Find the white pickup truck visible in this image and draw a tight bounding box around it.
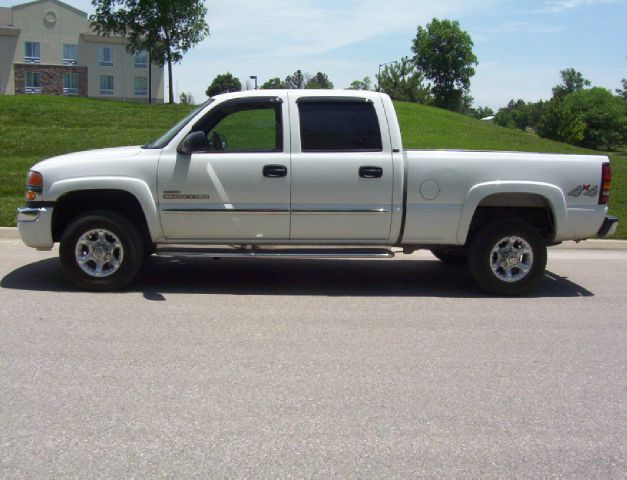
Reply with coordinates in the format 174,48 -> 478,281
17,90 -> 617,295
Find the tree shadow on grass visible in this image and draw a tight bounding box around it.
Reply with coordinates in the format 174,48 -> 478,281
1,255 -> 594,300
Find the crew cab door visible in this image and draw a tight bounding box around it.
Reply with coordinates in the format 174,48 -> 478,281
157,95 -> 290,241
288,95 -> 394,241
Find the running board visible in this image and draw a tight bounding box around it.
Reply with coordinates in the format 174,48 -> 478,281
155,246 -> 395,259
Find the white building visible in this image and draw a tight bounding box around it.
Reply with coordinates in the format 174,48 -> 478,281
0,0 -> 164,102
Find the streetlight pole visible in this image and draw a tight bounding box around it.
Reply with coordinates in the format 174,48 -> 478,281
378,61 -> 395,92
250,75 -> 258,90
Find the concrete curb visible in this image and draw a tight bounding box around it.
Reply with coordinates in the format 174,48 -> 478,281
0,227 -> 19,239
1,226 -> 626,250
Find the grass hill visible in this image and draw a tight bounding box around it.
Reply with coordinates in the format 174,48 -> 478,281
1,95 -> 624,238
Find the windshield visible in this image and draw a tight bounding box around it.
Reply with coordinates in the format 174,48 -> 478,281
143,99 -> 214,149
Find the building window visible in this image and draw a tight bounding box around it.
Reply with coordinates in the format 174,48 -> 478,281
24,42 -> 41,64
100,75 -> 114,95
25,72 -> 42,94
134,76 -> 148,96
62,44 -> 77,65
99,46 -> 113,66
63,73 -> 79,95
134,50 -> 148,68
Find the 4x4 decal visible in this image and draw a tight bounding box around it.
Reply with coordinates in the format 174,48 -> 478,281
567,184 -> 598,198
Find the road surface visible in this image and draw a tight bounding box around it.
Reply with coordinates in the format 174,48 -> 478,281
1,239 -> 625,478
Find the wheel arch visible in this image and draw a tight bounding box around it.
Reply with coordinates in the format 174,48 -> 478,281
49,179 -> 162,247
457,182 -> 567,245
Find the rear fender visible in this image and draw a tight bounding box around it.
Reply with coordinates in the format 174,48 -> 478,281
457,181 -> 566,244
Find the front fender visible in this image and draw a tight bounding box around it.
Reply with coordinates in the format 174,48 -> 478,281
456,181 -> 567,244
47,177 -> 163,241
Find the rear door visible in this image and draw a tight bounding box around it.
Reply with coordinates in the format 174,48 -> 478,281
288,95 -> 394,241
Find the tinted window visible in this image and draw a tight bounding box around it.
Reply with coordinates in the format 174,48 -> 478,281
299,101 -> 382,152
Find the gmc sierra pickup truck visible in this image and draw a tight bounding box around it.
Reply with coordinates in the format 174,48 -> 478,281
17,90 -> 617,295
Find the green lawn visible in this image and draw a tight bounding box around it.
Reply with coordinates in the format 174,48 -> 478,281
0,95 -> 624,238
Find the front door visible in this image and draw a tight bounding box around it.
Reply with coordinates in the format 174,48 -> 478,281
158,95 -> 290,241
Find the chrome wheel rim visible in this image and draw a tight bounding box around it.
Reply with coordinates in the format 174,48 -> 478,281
75,229 -> 124,278
490,236 -> 533,283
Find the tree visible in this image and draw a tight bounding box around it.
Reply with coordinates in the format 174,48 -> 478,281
285,70 -> 305,89
205,73 -> 241,97
261,77 -> 285,89
179,91 -> 195,105
562,87 -> 627,150
305,72 -> 334,89
91,0 -> 209,104
495,100 -> 546,131
616,78 -> 627,101
495,99 -> 530,130
537,98 -> 586,145
376,57 -> 430,103
466,105 -> 494,120
348,77 -> 372,91
552,68 -> 591,99
412,18 -> 478,111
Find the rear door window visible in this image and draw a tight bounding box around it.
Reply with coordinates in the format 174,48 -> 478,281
298,101 -> 382,152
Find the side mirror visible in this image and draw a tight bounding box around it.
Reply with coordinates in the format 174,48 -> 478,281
177,131 -> 208,155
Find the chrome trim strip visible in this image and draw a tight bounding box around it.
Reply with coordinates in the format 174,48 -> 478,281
292,209 -> 388,215
17,207 -> 47,222
161,208 -> 289,214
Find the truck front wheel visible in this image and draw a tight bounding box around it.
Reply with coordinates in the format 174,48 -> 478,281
59,210 -> 144,291
468,219 -> 547,296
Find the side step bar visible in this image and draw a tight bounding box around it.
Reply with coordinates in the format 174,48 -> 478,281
155,246 -> 395,259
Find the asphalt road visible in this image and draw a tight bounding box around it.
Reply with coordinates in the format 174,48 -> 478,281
1,239 -> 625,478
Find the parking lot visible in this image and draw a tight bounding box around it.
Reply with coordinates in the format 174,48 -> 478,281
1,238 -> 625,478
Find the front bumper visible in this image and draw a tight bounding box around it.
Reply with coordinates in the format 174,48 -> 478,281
597,216 -> 618,238
17,206 -> 54,250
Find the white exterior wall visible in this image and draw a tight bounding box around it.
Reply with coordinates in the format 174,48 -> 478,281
12,0 -> 87,66
80,34 -> 164,102
1,0 -> 164,102
0,31 -> 18,94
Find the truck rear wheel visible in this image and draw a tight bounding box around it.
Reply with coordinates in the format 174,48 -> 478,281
59,210 -> 144,291
468,219 -> 547,296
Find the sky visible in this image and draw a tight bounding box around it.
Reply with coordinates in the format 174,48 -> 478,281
2,0 -> 626,108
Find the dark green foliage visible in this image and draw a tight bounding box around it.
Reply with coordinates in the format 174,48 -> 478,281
348,77 -> 372,91
536,87 -> 626,150
261,78 -> 285,89
536,98 -> 586,145
616,78 -> 627,100
552,68 -> 591,100
305,72 -> 334,89
466,105 -> 494,120
412,18 -> 478,111
285,70 -> 305,89
205,73 -> 242,97
376,57 -> 431,103
496,68 -> 626,151
90,0 -> 209,104
564,88 -> 626,150
495,99 -> 535,131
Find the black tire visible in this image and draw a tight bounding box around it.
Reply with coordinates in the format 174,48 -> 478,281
59,210 -> 144,291
430,246 -> 467,264
468,218 -> 547,296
